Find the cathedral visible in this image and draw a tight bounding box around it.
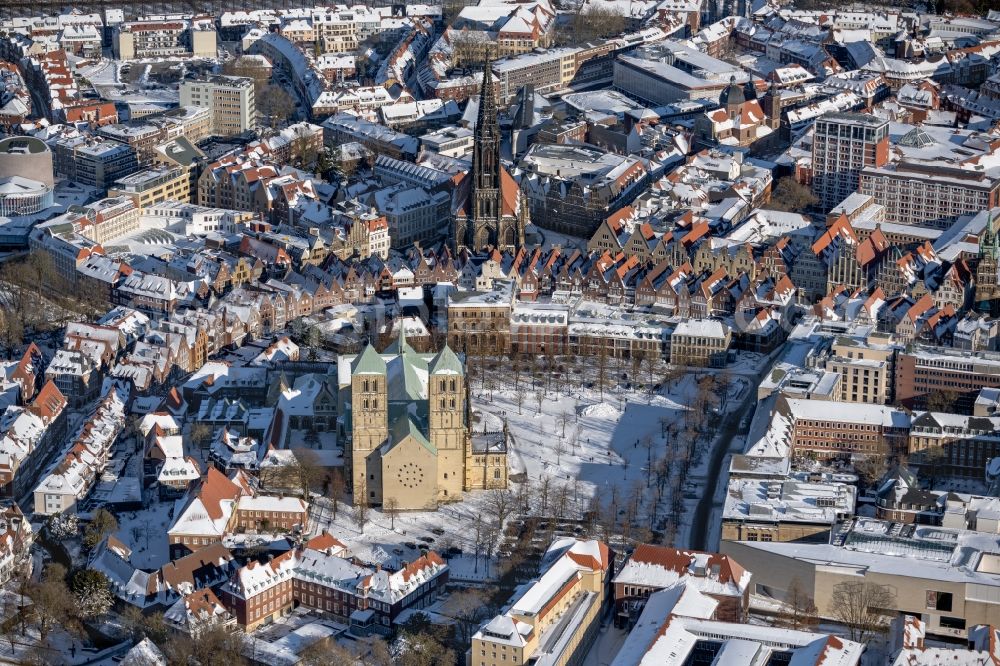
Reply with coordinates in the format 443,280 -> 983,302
338,330 -> 508,510
453,60 -> 529,252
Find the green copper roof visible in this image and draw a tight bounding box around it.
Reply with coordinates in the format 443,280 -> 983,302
352,343 -> 387,375
388,414 -> 436,455
429,345 -> 464,376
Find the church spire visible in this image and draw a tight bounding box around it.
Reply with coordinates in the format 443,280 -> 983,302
469,57 -> 502,245
454,55 -> 528,253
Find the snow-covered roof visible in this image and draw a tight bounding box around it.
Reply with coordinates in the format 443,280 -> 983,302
782,397 -> 910,428
614,544 -> 751,598
611,581 -> 863,666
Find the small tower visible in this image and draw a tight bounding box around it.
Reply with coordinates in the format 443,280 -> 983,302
720,75 -> 745,121
763,81 -> 782,130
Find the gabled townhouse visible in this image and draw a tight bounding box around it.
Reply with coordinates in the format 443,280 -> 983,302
0,381 -> 67,500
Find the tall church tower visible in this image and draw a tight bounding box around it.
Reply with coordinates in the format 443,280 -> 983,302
470,58 -> 502,245
349,344 -> 387,503
428,346 -> 466,500
455,59 -> 526,252
976,214 -> 1000,314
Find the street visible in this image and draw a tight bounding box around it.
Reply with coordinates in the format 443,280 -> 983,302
689,349 -> 781,551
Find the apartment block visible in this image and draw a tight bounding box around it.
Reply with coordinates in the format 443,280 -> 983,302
114,19 -> 217,61
77,196 -> 141,244
724,518 -> 1000,639
860,162 -> 1000,230
823,332 -> 896,404
51,137 -> 140,190
180,75 -> 256,137
670,319 -> 732,368
909,411 -> 1000,477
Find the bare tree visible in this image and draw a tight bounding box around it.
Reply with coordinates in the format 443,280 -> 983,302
554,437 -> 567,466
485,523 -> 502,573
559,6 -> 627,45
299,639 -> 363,666
514,478 -> 531,515
443,589 -> 491,645
162,624 -> 246,666
291,448 -> 325,500
778,577 -> 819,631
28,564 -> 71,642
553,482 -> 570,521
222,57 -> 270,95
0,309 -> 24,352
486,488 -> 514,527
384,497 -> 400,530
596,342 -> 609,401
767,176 -> 818,212
853,455 -> 889,492
258,85 -> 295,129
189,422 -> 215,451
558,412 -> 571,438
328,467 -> 346,520
354,478 -> 370,532
829,581 -> 895,645
537,475 -> 552,517
0,586 -> 19,652
472,514 -> 484,573
449,30 -> 491,68
511,353 -> 523,392
642,435 -> 656,488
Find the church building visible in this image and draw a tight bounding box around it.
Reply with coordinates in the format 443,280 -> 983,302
338,330 -> 508,510
452,60 -> 529,252
693,76 -> 782,150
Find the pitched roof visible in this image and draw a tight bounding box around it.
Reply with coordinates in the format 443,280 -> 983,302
429,345 -> 464,376
352,343 -> 387,375
28,380 -> 66,422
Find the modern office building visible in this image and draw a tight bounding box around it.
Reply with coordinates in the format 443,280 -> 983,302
811,112 -> 889,212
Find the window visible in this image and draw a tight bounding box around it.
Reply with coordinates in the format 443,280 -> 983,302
940,616 -> 966,630
928,591 -> 953,612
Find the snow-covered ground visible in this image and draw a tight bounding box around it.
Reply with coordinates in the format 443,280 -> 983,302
287,430 -> 342,466
113,499 -> 173,570
307,368 -> 736,570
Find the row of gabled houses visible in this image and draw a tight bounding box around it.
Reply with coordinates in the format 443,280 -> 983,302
813,286 -> 998,350
32,384 -> 128,515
